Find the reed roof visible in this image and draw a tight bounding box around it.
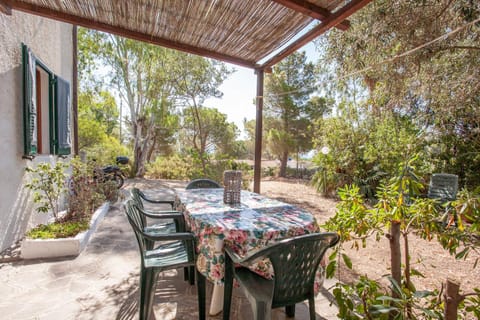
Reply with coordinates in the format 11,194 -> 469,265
3,0 -> 372,68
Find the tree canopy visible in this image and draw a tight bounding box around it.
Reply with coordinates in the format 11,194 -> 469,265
315,0 -> 480,187
264,51 -> 329,177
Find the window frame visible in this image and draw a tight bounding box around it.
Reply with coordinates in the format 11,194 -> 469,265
22,44 -> 71,158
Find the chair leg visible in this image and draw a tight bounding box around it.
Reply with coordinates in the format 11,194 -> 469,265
308,296 -> 316,320
196,269 -> 206,320
189,266 -> 195,285
184,267 -> 189,281
286,304 -> 295,317
140,268 -> 158,320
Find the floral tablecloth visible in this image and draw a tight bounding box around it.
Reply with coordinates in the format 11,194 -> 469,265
175,188 -> 323,290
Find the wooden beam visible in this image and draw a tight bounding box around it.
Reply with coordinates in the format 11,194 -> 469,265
260,0 -> 373,69
6,0 -> 257,69
0,0 -> 12,15
272,0 -> 350,31
253,69 -> 264,194
72,25 -> 79,156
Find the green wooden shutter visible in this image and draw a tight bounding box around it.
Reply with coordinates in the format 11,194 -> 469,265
22,44 -> 38,157
53,75 -> 71,155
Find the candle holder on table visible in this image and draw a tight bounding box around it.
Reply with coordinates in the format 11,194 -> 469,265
223,170 -> 242,204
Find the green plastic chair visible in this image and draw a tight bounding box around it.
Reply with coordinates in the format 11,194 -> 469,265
131,188 -> 195,284
223,232 -> 339,320
186,178 -> 221,189
130,188 -> 181,233
131,187 -> 175,209
131,187 -> 175,210
124,200 -> 206,320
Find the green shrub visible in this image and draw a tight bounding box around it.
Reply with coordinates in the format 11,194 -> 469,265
26,220 -> 90,239
312,107 -> 427,198
24,157 -> 116,239
207,159 -> 253,189
146,154 -> 199,180
262,166 -> 277,177
146,155 -> 254,189
25,161 -> 69,221
83,137 -> 132,175
67,157 -> 117,221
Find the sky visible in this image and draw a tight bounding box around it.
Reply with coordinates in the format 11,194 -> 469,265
204,42 -> 318,139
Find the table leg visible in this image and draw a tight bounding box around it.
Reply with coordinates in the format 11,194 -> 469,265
209,284 -> 224,316
209,237 -> 225,315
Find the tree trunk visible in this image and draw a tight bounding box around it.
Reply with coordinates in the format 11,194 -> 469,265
444,278 -> 462,320
387,221 -> 402,320
279,151 -> 288,177
389,221 -> 402,291
133,142 -> 146,177
132,117 -> 155,178
147,137 -> 156,163
191,101 -> 208,176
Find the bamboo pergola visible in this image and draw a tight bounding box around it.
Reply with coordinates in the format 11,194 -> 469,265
1,0 -> 372,192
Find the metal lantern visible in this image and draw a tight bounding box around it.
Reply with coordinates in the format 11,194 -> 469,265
223,170 -> 242,204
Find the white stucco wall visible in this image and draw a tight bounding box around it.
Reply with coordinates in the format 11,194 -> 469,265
0,11 -> 73,251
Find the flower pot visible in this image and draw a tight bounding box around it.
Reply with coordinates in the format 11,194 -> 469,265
20,202 -> 110,259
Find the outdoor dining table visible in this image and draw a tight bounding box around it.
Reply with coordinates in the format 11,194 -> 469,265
175,188 -> 322,316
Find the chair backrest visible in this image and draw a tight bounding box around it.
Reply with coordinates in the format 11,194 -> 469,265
267,233 -> 339,308
124,200 -> 149,254
427,173 -> 459,202
185,178 -> 221,190
130,187 -> 146,209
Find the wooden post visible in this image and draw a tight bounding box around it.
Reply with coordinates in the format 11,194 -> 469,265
72,25 -> 79,156
253,69 -> 264,194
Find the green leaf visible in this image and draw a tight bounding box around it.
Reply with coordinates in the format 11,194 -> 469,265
369,304 -> 397,314
410,268 -> 425,278
342,253 -> 353,269
413,289 -> 433,299
326,260 -> 337,278
376,296 -> 403,303
455,248 -> 469,260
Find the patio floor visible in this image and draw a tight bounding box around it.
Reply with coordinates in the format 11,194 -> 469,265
0,179 -> 339,319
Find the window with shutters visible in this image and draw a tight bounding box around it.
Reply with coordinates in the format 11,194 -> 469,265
22,44 -> 71,158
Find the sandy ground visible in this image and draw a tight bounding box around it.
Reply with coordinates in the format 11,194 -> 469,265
259,177 -> 480,295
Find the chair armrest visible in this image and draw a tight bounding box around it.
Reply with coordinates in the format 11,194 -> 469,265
138,206 -> 183,219
138,206 -> 187,232
143,231 -> 194,242
144,198 -> 175,206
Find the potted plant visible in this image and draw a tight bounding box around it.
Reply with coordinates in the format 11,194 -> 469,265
21,158 -> 117,259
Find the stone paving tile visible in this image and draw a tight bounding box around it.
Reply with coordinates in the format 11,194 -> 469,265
0,180 -> 340,319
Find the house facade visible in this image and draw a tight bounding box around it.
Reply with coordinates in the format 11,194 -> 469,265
0,10 -> 74,252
